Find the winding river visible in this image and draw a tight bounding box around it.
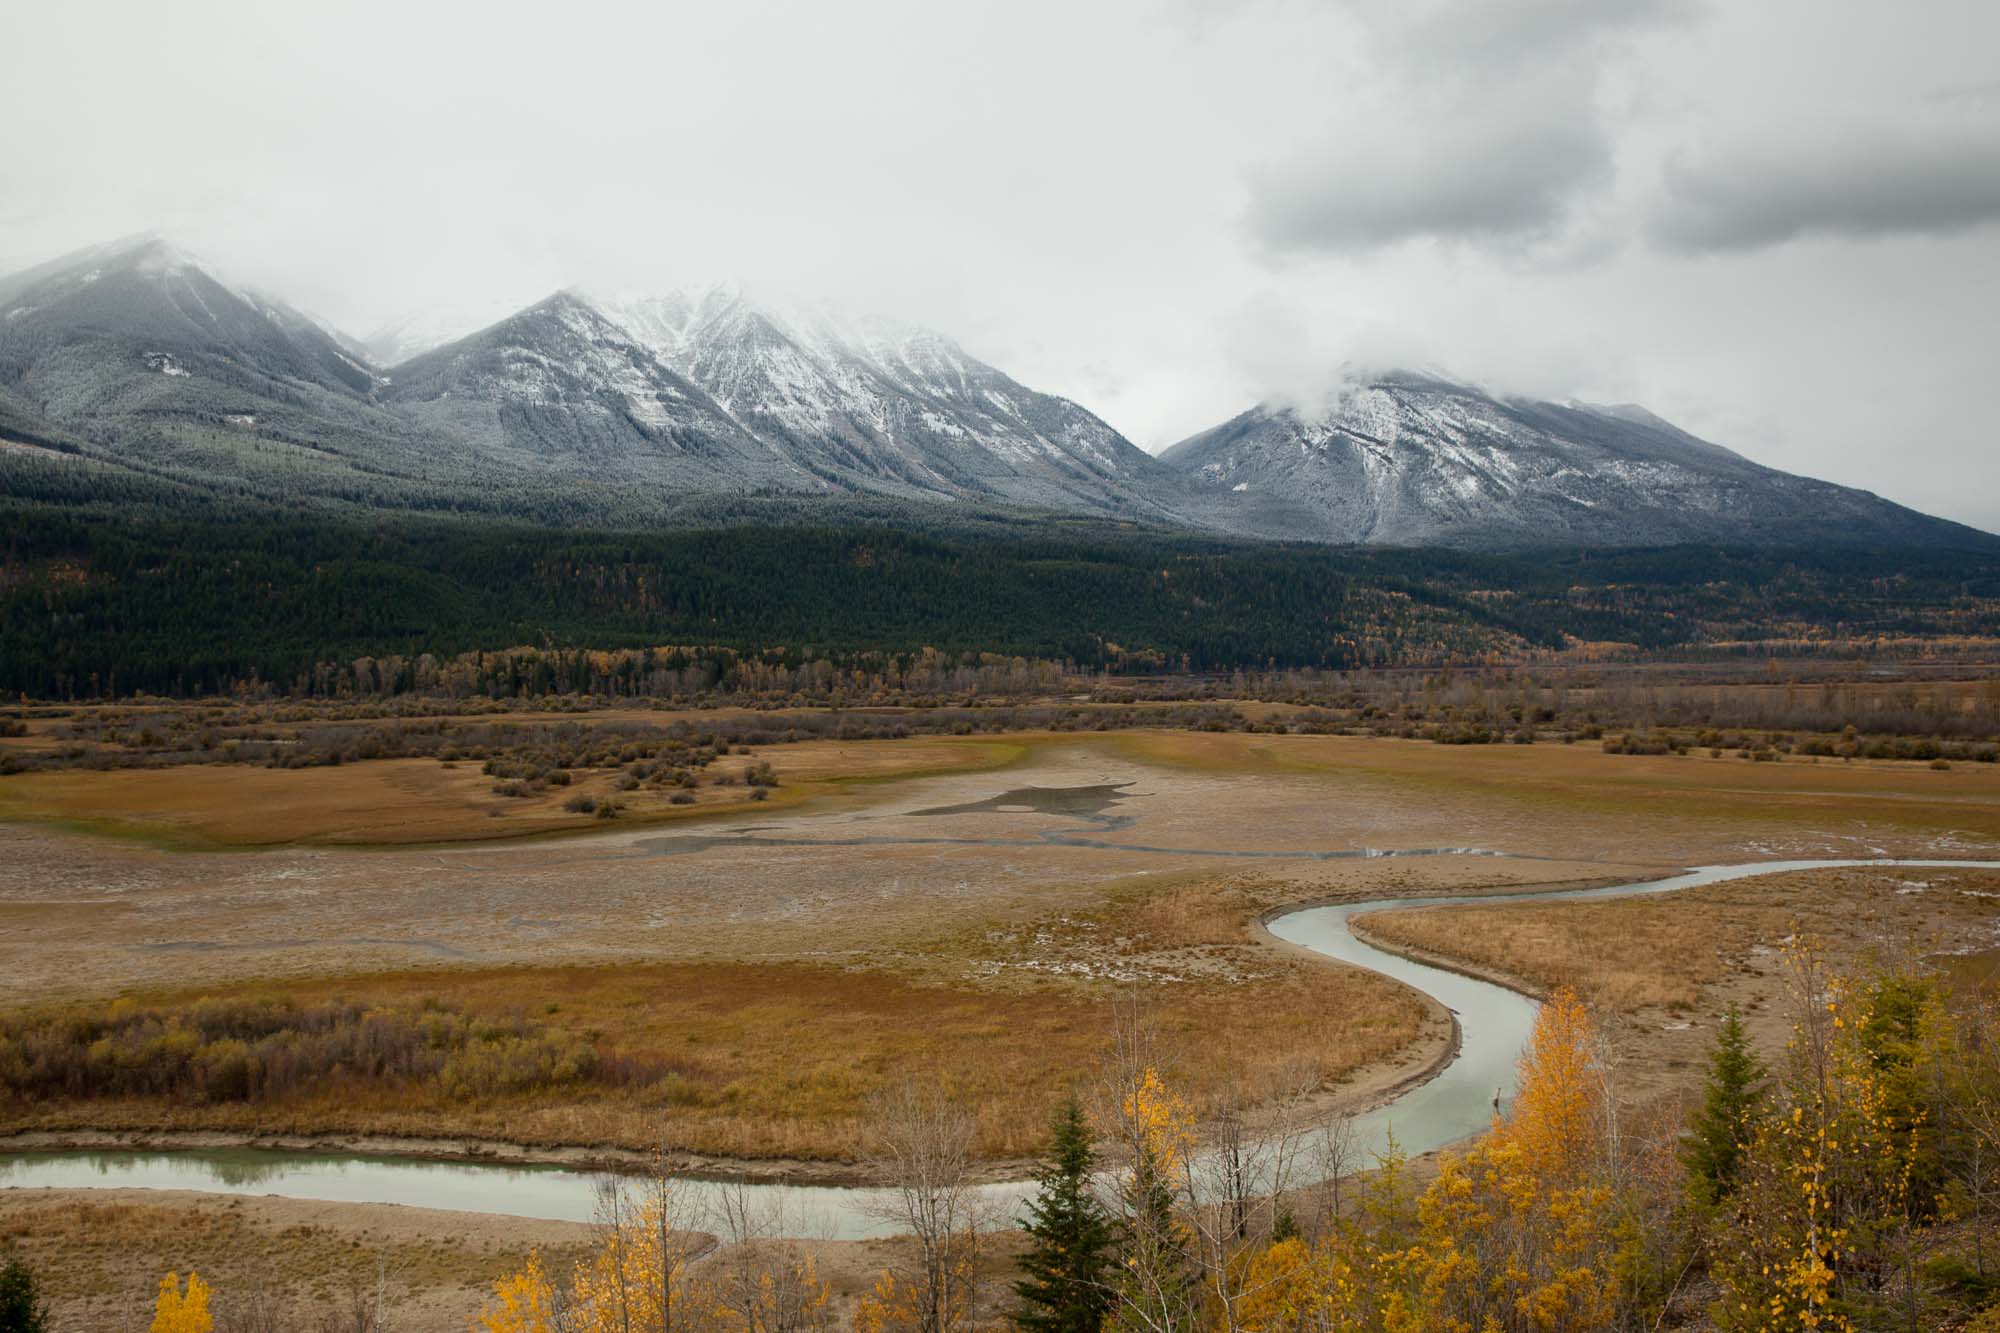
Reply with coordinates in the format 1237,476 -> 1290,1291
4,858 -> 1992,1239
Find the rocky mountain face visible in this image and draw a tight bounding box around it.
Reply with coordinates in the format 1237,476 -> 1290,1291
1161,371 -> 1983,548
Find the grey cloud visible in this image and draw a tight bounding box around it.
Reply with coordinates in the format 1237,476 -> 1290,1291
1351,0 -> 1692,64
1240,0 -> 1686,257
1244,112 -> 1611,254
1651,129 -> 2000,252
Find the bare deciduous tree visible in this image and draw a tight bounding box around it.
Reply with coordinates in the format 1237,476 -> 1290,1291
704,1183 -> 834,1333
863,1081 -> 988,1332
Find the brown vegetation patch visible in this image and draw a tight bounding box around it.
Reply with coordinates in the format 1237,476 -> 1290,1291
1361,865 -> 2000,1015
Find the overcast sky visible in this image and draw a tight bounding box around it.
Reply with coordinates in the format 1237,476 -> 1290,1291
4,0 -> 1996,531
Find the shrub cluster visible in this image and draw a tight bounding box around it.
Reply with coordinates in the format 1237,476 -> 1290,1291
0,996 -> 680,1107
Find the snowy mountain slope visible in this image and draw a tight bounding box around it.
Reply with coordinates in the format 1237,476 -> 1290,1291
380,292 -> 816,490
1160,371 -> 1984,549
587,285 -> 1178,514
0,235 -> 376,401
0,235 -> 473,498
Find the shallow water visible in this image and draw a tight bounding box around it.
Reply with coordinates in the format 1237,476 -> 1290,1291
5,858 -> 1992,1237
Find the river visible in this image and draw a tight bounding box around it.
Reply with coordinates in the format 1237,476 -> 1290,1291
4,858 -> 1990,1239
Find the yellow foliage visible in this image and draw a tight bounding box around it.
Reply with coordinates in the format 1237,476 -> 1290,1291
1499,986 -> 1604,1184
473,1249 -> 560,1333
851,1271 -> 922,1333
701,1246 -> 833,1332
478,1201 -> 832,1333
1123,1065 -> 1198,1177
567,1194 -> 694,1333
1232,1235 -> 1371,1332
150,1272 -> 213,1333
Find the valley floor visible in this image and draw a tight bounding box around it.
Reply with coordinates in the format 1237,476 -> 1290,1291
5,728 -> 2000,1325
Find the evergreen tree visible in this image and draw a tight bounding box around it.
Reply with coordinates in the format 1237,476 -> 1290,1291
1681,1004 -> 1766,1206
1015,1095 -> 1115,1333
0,1251 -> 46,1333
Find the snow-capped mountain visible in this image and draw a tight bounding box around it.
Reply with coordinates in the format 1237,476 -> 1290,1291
1,236 -> 1988,550
386,282 -> 1180,513
0,234 -> 376,401
0,236 -> 647,512
1162,370 -> 1979,548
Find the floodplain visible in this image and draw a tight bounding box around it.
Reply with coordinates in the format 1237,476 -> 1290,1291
5,709 -> 2000,1327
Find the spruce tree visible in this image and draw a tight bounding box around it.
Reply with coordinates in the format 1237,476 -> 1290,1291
1015,1094 -> 1115,1333
0,1251 -> 46,1333
1681,1004 -> 1766,1206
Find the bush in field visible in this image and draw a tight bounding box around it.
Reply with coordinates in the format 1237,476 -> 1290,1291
0,1250 -> 48,1333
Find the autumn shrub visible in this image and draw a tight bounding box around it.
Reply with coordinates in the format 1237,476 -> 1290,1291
0,996 -> 673,1109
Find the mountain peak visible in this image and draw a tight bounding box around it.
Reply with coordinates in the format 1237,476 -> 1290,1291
1161,372 -> 1972,549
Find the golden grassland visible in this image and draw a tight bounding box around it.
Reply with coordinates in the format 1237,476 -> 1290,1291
1360,865 -> 2000,1014
0,735 -> 1029,849
4,724 -> 1998,852
0,874 -> 1430,1164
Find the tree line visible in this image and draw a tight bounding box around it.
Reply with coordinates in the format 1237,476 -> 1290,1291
5,491 -> 1999,700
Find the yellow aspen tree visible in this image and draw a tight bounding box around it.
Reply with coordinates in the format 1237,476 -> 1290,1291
474,1250 -> 560,1333
1108,1065 -> 1199,1332
150,1272 -> 214,1333
1712,950 -> 1939,1331
1409,987 -> 1619,1332
568,1188 -> 698,1333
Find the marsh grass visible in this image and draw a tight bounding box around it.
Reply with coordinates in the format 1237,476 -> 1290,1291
3,872 -> 1428,1164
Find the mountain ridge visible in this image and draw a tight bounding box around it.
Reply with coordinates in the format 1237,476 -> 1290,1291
0,236 -> 1989,552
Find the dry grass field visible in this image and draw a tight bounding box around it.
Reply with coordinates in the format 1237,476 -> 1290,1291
0,871 -> 1437,1165
1362,865 -> 2000,1014
0,1188 -> 598,1333
1103,730 -> 2000,854
0,735 -> 1029,848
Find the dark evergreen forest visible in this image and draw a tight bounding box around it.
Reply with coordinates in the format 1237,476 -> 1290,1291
5,478 -> 1998,699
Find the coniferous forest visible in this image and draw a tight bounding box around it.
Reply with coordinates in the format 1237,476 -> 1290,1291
7,482 -> 2000,699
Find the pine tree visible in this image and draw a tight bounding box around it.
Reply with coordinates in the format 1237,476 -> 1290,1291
1681,1004 -> 1766,1206
0,1252 -> 47,1333
1014,1095 -> 1115,1333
